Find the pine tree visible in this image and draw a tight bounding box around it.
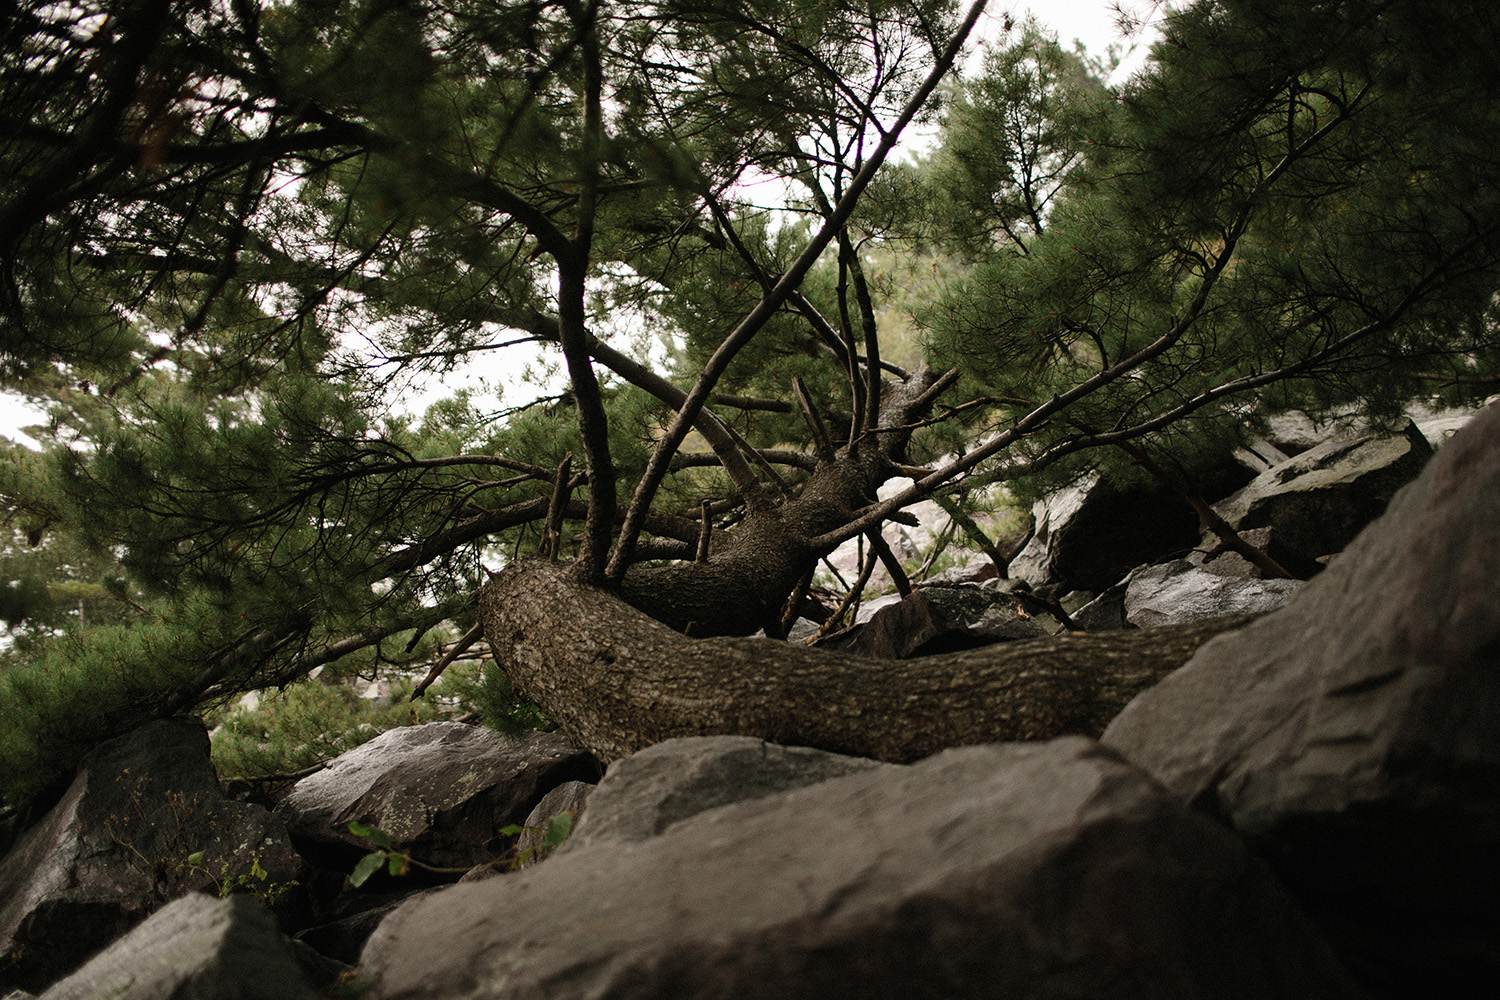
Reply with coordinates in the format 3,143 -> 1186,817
1,0 -> 1496,803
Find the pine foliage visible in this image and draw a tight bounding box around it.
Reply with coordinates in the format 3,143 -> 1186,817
1,0 -> 1497,807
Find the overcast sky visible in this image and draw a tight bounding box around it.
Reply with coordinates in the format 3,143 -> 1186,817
989,0 -> 1163,75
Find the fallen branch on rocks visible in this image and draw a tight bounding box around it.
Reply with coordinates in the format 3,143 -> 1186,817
479,559 -> 1254,763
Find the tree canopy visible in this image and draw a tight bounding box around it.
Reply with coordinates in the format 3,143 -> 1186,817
2,0 -> 1498,804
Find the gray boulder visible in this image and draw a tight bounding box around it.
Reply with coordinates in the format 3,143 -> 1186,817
359,738 -> 1363,1000
275,721 -> 598,872
1209,417 -> 1431,559
38,894 -> 316,1000
817,584 -> 1057,659
1258,399 -> 1492,454
1103,404 -> 1500,995
0,718 -> 302,995
564,735 -> 886,851
509,780 -> 593,870
1187,524 -> 1325,580
1124,560 -> 1303,628
1009,473 -> 1203,591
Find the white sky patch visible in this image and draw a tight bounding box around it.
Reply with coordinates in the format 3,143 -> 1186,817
0,394 -> 44,450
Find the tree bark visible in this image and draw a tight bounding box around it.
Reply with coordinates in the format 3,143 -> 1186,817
480,559 -> 1253,764
618,370 -> 942,636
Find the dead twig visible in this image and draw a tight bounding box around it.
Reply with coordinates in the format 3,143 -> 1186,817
410,622 -> 485,701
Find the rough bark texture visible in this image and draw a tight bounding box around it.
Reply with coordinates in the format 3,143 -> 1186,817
480,559 -> 1253,764
617,372 -> 940,636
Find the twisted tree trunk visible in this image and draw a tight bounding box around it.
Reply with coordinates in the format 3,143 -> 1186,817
480,559 -> 1252,764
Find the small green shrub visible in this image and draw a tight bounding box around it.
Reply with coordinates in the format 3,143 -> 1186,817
346,812 -> 574,887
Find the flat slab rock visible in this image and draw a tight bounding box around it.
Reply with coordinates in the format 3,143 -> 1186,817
38,894 -> 315,1000
1104,403 -> 1500,995
275,721 -> 598,870
561,735 -> 887,851
358,737 -> 1362,1000
1125,560 -> 1303,628
1209,417 -> 1431,558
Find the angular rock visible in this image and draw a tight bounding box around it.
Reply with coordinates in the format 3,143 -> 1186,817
564,736 -> 886,851
512,780 -> 593,869
1124,560 -> 1303,628
1260,399 -> 1493,454
1103,404 -> 1500,996
359,738 -> 1363,1000
1209,417 -> 1432,559
1069,563 -> 1163,632
294,887 -> 436,967
275,722 -> 599,872
1187,525 -> 1324,580
1235,435 -> 1294,473
816,584 -> 1056,659
0,718 -> 302,994
38,894 -> 316,1000
1008,473 -> 1204,591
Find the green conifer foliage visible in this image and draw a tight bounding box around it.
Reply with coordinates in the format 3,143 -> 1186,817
918,0 -> 1500,493
0,0 -> 1496,807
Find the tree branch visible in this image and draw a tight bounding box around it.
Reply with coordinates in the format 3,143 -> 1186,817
604,0 -> 990,582
481,559 -> 1252,764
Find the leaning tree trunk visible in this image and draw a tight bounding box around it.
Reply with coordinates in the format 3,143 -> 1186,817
480,559 -> 1252,764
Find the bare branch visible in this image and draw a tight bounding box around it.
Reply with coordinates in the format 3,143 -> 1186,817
411,622 -> 485,701
794,377 -> 837,462
605,0 -> 991,582
695,501 -> 713,562
542,454 -> 575,561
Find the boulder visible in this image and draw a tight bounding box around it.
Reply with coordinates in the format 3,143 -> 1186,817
1103,403 -> 1500,996
1070,570 -> 1139,632
274,721 -> 599,873
294,886 -> 434,968
1258,399 -> 1493,454
852,591 -> 902,624
1124,560 -> 1303,628
38,894 -> 316,1000
822,480 -> 950,592
1008,473 -> 1203,591
510,779 -> 593,870
359,738 -> 1363,1000
0,718 -> 302,994
564,736 -> 886,851
1209,418 -> 1432,560
1187,525 -> 1324,580
815,584 -> 1057,659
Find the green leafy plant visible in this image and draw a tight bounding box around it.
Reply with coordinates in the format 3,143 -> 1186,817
345,812 -> 575,887
346,821 -> 417,887
179,849 -> 298,906
499,811 -> 574,869
102,776 -> 297,908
